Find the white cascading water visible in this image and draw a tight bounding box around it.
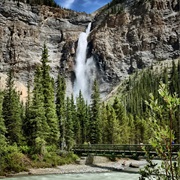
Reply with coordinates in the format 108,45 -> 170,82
74,23 -> 96,103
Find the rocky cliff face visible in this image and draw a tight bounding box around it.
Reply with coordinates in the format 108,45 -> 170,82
0,0 -> 92,99
0,0 -> 179,100
89,0 -> 180,96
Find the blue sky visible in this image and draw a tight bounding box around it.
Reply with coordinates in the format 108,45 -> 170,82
54,0 -> 112,13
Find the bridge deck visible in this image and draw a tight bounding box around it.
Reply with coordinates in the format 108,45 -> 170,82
72,144 -> 180,157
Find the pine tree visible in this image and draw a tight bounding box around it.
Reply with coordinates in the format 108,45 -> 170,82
162,67 -> 169,85
76,91 -> 88,144
128,114 -> 136,144
41,44 -> 59,146
177,60 -> 180,143
100,103 -> 108,144
0,91 -> 6,146
177,60 -> 180,96
56,74 -> 66,149
64,97 -> 74,150
3,69 -> 22,145
70,94 -> 80,145
28,66 -> 49,147
22,78 -> 31,143
169,61 -> 179,142
112,97 -> 126,126
170,61 -> 178,95
112,97 -> 130,143
89,80 -> 101,144
106,104 -> 120,144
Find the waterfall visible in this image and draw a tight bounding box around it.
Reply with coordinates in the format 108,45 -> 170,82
74,23 -> 96,103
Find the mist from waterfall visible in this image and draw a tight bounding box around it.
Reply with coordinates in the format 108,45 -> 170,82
74,23 -> 96,103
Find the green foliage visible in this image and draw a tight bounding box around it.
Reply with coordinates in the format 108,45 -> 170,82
100,103 -> 109,143
116,60 -> 180,143
0,91 -> 6,147
64,97 -> 74,150
106,104 -> 120,144
22,78 -> 32,143
89,80 -> 102,144
76,91 -> 89,144
56,74 -> 66,149
139,83 -> 180,179
0,145 -> 30,175
4,152 -> 29,173
41,44 -> 59,146
3,69 -> 22,145
28,66 -> 49,146
31,151 -> 78,168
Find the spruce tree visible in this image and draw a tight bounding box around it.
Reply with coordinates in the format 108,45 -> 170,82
112,97 -> 126,126
89,80 -> 101,144
56,74 -> 66,149
70,94 -> 80,145
3,69 -> 22,145
22,79 -> 31,143
76,91 -> 88,144
177,60 -> 180,96
170,61 -> 178,95
106,104 -> 120,144
0,91 -> 6,146
64,97 -> 74,150
28,66 -> 49,147
100,102 -> 108,144
41,44 -> 59,146
112,97 -> 130,143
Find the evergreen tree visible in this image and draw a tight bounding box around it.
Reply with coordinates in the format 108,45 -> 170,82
84,103 -> 91,143
112,97 -> 126,126
41,44 -> 59,146
106,104 -> 120,144
170,61 -> 178,95
128,114 -> 136,144
112,97 -> 130,143
3,69 -> 22,145
76,91 -> 88,144
169,61 -> 179,142
100,102 -> 108,144
162,67 -> 169,85
177,60 -> 180,143
177,60 -> 180,96
70,94 -> 80,145
56,74 -> 66,149
22,78 -> 31,143
89,80 -> 101,144
0,91 -> 6,146
64,97 -> 74,150
28,67 -> 49,147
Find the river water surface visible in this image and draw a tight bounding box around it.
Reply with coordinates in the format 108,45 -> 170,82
4,172 -> 140,180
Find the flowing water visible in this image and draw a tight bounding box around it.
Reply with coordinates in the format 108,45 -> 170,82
4,172 -> 140,180
74,23 -> 96,103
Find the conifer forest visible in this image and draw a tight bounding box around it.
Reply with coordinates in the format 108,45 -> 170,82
0,45 -> 180,175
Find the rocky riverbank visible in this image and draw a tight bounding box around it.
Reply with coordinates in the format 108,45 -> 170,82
1,158 -> 147,178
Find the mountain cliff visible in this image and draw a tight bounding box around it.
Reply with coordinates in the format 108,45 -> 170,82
89,0 -> 179,96
0,0 -> 179,99
0,0 -> 92,98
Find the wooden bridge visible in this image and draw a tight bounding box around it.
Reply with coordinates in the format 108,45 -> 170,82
72,144 -> 180,158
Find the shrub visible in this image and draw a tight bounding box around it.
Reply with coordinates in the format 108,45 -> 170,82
4,152 -> 30,173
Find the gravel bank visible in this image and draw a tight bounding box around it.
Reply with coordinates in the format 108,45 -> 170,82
2,159 -> 147,178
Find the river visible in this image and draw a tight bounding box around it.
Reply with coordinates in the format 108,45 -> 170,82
4,172 -> 140,180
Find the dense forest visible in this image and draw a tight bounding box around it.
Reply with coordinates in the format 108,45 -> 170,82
0,44 -> 179,174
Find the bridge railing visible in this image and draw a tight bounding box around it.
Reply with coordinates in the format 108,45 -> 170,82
72,144 -> 180,153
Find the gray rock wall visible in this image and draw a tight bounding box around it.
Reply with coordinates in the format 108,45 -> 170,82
90,0 -> 180,97
0,0 -> 92,99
